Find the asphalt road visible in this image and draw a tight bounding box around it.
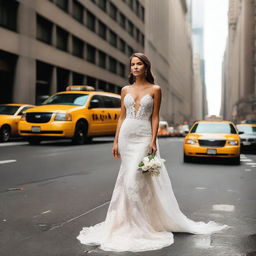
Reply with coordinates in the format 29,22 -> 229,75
0,137 -> 255,256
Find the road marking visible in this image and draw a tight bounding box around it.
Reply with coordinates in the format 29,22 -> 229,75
0,160 -> 17,164
0,142 -> 28,147
212,204 -> 235,212
245,162 -> 256,165
49,201 -> 110,231
195,187 -> 206,190
241,159 -> 252,162
245,169 -> 251,172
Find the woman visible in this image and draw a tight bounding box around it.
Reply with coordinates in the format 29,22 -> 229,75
77,53 -> 228,252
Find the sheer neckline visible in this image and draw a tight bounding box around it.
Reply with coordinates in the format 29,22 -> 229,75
125,93 -> 153,117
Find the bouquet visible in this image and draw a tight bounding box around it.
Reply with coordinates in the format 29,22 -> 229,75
138,154 -> 165,176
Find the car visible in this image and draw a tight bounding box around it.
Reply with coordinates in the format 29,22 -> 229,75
158,121 -> 170,137
18,85 -> 121,145
236,123 -> 256,150
0,104 -> 35,142
183,120 -> 241,165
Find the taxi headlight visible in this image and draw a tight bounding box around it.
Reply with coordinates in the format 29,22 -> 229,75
185,139 -> 197,145
54,112 -> 72,121
227,140 -> 238,145
21,112 -> 26,121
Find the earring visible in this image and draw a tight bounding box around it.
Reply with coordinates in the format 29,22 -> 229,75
145,70 -> 148,76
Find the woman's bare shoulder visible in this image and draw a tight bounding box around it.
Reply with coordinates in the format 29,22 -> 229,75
152,84 -> 161,94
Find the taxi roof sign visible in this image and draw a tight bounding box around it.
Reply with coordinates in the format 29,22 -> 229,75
66,85 -> 95,91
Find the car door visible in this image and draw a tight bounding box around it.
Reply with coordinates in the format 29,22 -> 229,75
88,95 -> 105,135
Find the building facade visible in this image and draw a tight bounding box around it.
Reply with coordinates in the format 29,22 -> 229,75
222,0 -> 256,121
0,0 -> 145,104
145,0 -> 194,125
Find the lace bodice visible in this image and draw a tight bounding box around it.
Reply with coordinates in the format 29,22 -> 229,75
124,93 -> 153,120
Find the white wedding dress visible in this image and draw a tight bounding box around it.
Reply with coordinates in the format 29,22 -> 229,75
77,92 -> 228,252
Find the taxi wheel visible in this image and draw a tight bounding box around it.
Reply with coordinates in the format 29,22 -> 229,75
72,121 -> 88,145
0,126 -> 11,142
27,137 -> 41,145
232,156 -> 240,165
183,153 -> 192,163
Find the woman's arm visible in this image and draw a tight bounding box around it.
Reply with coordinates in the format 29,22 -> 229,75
112,86 -> 127,159
149,85 -> 162,154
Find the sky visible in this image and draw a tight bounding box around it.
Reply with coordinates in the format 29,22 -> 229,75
204,0 -> 229,116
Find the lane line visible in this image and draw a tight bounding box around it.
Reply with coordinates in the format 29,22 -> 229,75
0,142 -> 28,147
0,160 -> 17,164
49,201 -> 110,231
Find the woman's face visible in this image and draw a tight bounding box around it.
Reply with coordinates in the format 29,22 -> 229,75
130,57 -> 145,78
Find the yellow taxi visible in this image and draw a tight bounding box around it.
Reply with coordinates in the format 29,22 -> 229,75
183,120 -> 241,164
0,104 -> 35,142
18,86 -> 121,145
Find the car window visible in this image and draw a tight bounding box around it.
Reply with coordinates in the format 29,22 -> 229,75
191,122 -> 237,134
237,125 -> 256,134
0,105 -> 20,115
102,96 -> 114,108
112,97 -> 121,108
89,95 -> 105,108
43,94 -> 89,106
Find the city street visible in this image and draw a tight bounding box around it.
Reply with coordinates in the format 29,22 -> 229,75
0,137 -> 255,256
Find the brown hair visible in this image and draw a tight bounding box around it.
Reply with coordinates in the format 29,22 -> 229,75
128,53 -> 155,84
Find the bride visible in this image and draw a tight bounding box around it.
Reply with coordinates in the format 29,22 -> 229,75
77,53 -> 228,252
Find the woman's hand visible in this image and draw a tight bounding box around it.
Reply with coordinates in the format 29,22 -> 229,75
112,142 -> 121,159
149,141 -> 157,155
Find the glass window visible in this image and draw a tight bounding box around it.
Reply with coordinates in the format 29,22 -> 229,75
118,38 -> 126,53
0,0 -> 18,31
87,76 -> 96,86
127,0 -> 134,10
119,63 -> 125,77
127,20 -> 134,36
140,33 -> 144,46
112,97 -> 121,107
118,12 -> 126,28
89,95 -> 105,108
98,80 -> 106,91
55,0 -> 68,12
109,2 -> 117,21
98,20 -> 107,40
108,84 -> 115,93
140,6 -> 145,22
98,0 -> 107,11
72,0 -> 83,23
237,125 -> 256,134
87,44 -> 96,63
109,57 -> 117,73
72,36 -> 84,58
191,122 -> 237,134
37,15 -> 53,45
43,93 -> 89,106
127,46 -> 133,57
98,51 -> 106,68
109,30 -> 117,47
56,26 -> 69,51
135,0 -> 140,15
102,96 -> 114,108
136,28 -> 140,42
86,10 -> 95,31
73,72 -> 84,84
0,105 -> 19,115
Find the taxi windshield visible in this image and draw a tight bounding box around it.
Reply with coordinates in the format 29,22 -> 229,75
237,125 -> 256,134
43,94 -> 89,106
191,122 -> 237,134
0,105 -> 19,115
